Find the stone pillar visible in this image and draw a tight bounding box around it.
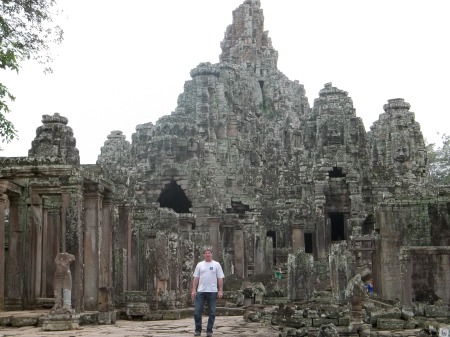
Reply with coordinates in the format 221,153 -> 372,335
400,247 -> 413,307
100,195 -> 113,289
377,205 -> 402,300
129,225 -> 139,291
207,217 -> 221,262
169,233 -> 180,291
329,242 -> 354,303
254,231 -> 265,275
40,200 -> 54,298
5,196 -> 23,309
179,216 -> 195,239
64,188 -> 84,313
316,216 -> 326,260
99,193 -> 113,320
0,194 -> 7,311
255,226 -> 266,275
287,251 -> 313,301
114,204 -> 130,304
119,204 -> 136,291
46,204 -> 61,296
266,236 -> 274,273
314,183 -> 327,260
154,233 -> 169,293
292,226 -> 304,252
30,192 -> 43,300
234,229 -> 245,277
83,186 -> 101,310
61,193 -> 70,253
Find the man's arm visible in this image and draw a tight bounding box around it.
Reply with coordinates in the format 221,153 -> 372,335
217,277 -> 224,299
191,276 -> 199,299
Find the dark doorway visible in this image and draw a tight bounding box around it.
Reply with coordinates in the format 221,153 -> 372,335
329,213 -> 345,241
157,180 -> 192,213
266,230 -> 276,248
362,214 -> 375,235
304,233 -> 313,253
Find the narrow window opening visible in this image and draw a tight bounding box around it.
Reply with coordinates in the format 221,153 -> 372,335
304,233 -> 313,253
259,80 -> 266,109
329,167 -> 346,178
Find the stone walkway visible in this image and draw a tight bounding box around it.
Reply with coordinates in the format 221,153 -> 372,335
0,315 -> 280,337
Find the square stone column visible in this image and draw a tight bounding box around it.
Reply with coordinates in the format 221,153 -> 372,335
61,193 -> 71,253
400,247 -> 412,308
100,195 -> 113,289
114,204 -> 130,304
234,229 -> 245,277
83,187 -> 102,310
315,215 -> 326,260
207,217 -> 221,262
0,181 -> 23,310
64,188 -> 84,313
0,194 -> 7,311
30,192 -> 43,300
5,195 -> 24,309
254,229 -> 265,275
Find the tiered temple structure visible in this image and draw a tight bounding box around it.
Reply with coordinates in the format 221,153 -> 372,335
1,0 -> 449,319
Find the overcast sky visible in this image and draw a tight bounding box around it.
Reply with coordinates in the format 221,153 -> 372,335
1,0 -> 449,164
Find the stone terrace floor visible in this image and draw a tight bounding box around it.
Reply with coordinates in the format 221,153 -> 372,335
0,312 -> 280,337
0,310 -> 424,337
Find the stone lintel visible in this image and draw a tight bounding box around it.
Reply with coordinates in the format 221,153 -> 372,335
0,165 -> 77,179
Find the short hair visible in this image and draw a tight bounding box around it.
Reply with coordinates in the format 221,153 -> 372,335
203,247 -> 212,253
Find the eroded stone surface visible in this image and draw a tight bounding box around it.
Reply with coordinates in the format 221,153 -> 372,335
0,314 -> 280,336
0,1 -> 449,334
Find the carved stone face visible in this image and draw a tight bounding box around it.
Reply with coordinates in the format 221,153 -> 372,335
328,126 -> 342,145
394,141 -> 409,163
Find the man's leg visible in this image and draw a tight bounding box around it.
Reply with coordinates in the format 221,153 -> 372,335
206,292 -> 217,334
194,292 -> 206,333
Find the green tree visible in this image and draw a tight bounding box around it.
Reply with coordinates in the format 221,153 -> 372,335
1,0 -> 63,144
427,134 -> 450,185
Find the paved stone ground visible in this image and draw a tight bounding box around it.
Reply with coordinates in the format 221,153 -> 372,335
0,315 -> 280,337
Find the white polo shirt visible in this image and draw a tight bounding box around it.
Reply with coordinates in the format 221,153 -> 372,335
193,260 -> 225,292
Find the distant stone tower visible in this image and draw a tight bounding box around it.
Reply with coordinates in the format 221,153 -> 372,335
28,113 -> 80,165
97,130 -> 132,198
1,0 -> 450,316
368,98 -> 428,199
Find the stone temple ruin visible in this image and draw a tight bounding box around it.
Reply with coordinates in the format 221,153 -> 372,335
1,0 -> 449,334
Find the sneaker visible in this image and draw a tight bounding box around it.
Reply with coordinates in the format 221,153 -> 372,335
206,333 -> 213,337
194,331 -> 201,336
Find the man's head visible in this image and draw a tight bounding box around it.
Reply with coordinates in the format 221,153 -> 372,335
203,249 -> 213,262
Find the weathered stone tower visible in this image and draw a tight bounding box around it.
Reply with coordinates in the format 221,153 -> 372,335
0,0 -> 449,315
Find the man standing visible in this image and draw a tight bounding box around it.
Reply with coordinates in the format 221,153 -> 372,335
191,248 -> 224,337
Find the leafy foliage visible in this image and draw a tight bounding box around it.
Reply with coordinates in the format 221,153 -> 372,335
427,134 -> 450,185
0,0 -> 63,144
